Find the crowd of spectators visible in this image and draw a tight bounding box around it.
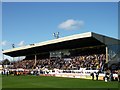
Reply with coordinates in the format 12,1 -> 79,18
12,60 -> 34,69
12,54 -> 106,71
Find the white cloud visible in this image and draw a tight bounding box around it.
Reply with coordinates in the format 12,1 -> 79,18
18,41 -> 25,46
58,19 -> 84,30
0,41 -> 7,46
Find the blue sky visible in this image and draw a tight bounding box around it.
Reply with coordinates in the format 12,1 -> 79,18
1,2 -> 118,59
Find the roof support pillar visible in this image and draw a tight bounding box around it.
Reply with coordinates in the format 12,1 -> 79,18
2,53 -> 4,61
106,46 -> 108,63
13,57 -> 14,62
34,54 -> 37,68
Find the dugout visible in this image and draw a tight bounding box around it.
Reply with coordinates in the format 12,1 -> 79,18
2,32 -> 120,69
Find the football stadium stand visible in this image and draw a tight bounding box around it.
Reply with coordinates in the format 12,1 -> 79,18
2,32 -> 120,80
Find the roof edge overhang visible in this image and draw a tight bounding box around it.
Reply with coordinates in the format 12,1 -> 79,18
3,32 -> 120,57
3,32 -> 92,54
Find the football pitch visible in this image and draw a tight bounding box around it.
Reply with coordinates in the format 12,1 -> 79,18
2,75 -> 120,89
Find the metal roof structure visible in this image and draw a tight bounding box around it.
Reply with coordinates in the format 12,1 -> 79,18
3,32 -> 120,57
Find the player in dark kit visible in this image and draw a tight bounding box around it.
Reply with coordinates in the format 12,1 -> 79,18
95,72 -> 99,80
90,72 -> 94,80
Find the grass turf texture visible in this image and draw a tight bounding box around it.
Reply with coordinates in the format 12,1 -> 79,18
2,75 -> 119,88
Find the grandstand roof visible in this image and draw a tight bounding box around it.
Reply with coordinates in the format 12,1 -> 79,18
3,32 -> 120,57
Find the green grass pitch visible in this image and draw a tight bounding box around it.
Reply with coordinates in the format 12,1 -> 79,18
2,75 -> 119,88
